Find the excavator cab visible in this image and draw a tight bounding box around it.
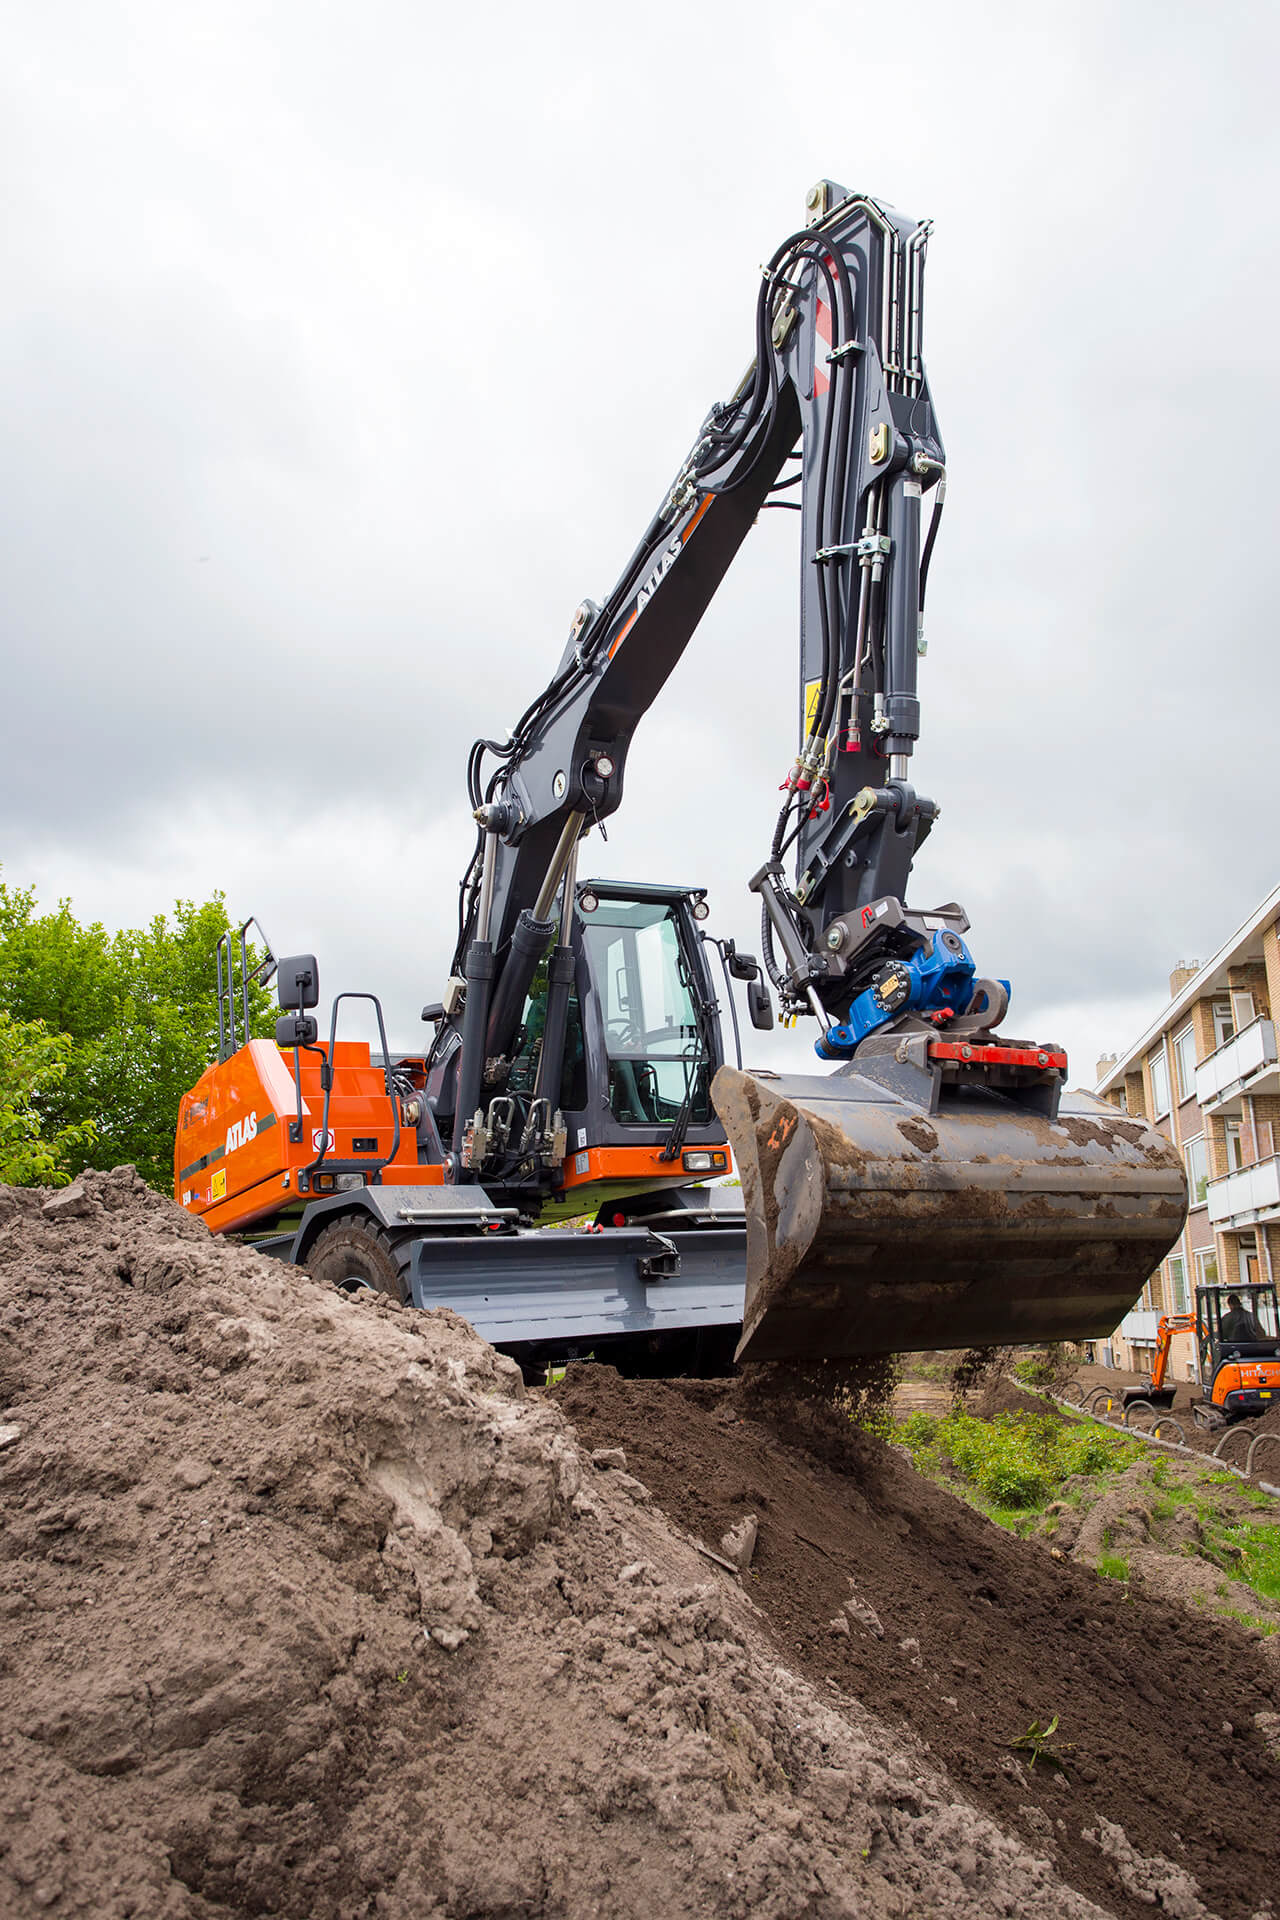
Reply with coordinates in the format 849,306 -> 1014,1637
456,879 -> 736,1221
1198,1284 -> 1280,1421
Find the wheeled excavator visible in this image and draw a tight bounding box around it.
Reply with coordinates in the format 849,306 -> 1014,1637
174,180 -> 1188,1377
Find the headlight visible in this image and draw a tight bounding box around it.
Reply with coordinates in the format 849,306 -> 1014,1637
682,1149 -> 728,1173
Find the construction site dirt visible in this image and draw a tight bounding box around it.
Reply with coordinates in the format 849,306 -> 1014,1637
1070,1358 -> 1280,1468
551,1365 -> 1280,1920
1,1169 -> 1277,1920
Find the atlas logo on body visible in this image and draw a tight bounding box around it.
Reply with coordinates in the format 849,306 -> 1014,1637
225,1111 -> 259,1153
635,536 -> 683,612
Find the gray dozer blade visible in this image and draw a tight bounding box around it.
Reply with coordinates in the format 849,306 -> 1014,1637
712,1064 -> 1187,1365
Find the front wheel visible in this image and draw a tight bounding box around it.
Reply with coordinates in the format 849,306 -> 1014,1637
306,1217 -> 408,1303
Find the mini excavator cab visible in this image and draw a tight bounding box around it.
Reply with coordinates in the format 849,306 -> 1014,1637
1198,1283 -> 1280,1421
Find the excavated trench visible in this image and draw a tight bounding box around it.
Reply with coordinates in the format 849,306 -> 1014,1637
1,1170 -> 1279,1918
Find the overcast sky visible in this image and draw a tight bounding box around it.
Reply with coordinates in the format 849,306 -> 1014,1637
4,0 -> 1278,1088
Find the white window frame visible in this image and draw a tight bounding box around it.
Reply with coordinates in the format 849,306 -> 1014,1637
1149,1043 -> 1171,1119
1184,1133 -> 1209,1207
1224,1118 -> 1245,1171
1212,997 -> 1234,1049
1167,1252 -> 1188,1314
1231,990 -> 1255,1033
1172,1024 -> 1197,1103
1195,1247 -> 1219,1290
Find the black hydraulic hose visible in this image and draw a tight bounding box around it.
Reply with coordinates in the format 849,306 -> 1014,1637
760,899 -> 787,990
918,477 -> 945,611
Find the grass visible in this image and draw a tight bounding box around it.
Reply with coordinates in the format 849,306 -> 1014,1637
891,1391 -> 1280,1625
896,1406 -> 1140,1521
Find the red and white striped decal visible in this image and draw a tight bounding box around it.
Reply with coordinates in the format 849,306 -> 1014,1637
813,298 -> 832,398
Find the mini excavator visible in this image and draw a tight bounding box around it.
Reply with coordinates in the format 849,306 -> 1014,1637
1124,1283 -> 1280,1427
175,180 -> 1188,1378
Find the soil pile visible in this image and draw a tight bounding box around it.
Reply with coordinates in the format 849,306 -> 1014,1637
551,1365 -> 1280,1920
2,1171 -> 1110,1920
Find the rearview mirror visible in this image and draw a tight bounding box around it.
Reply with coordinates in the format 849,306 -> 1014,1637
728,950 -> 760,982
277,954 -> 319,1010
747,980 -> 773,1031
276,1013 -> 318,1048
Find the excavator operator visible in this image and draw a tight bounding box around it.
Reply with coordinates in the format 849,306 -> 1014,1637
1221,1294 -> 1265,1344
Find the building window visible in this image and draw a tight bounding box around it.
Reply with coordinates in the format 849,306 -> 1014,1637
1184,1135 -> 1209,1205
1195,1247 -> 1219,1291
1238,1231 -> 1260,1286
1231,990 -> 1255,1033
1173,1026 -> 1197,1102
1167,1253 -> 1188,1313
1212,998 -> 1234,1049
1149,1045 -> 1171,1118
1224,1118 -> 1245,1170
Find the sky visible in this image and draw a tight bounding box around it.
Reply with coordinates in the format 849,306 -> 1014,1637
3,0 -> 1278,1088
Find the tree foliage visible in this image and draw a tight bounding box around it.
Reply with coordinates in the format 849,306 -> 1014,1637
0,879 -> 275,1191
0,1013 -> 96,1186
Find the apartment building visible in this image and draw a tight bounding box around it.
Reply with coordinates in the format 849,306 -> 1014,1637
1093,880 -> 1280,1382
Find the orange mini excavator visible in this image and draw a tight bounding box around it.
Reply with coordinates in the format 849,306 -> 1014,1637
1124,1282 -> 1280,1428
176,180 -> 1187,1380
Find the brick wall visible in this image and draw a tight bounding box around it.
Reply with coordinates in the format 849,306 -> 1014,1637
1264,921 -> 1280,1024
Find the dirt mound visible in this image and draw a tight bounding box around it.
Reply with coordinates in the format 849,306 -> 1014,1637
0,1171 -> 1118,1919
550,1364 -> 1280,1920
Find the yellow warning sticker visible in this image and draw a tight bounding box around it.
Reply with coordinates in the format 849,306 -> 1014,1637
803,677 -> 822,737
211,1167 -> 227,1201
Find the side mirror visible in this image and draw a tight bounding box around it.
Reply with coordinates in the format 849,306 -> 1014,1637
747,980 -> 774,1031
421,1002 -> 445,1023
276,1013 -> 318,1048
728,950 -> 760,982
277,954 -> 319,1010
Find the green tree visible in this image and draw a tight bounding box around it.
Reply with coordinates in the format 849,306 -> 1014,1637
0,880 -> 276,1191
0,1013 -> 96,1185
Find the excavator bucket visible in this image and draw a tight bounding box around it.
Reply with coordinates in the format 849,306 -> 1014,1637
712,1063 -> 1187,1364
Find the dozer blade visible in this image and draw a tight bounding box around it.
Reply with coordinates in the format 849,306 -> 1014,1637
1123,1386 -> 1177,1410
712,1064 -> 1187,1364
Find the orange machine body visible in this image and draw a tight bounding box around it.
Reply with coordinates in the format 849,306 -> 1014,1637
175,1039 -> 730,1237
174,1039 -> 443,1235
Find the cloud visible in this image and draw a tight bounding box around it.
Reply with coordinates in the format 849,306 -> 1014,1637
2,0 -> 1278,1091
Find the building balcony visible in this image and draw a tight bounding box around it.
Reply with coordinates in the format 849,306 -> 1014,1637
1206,1153 -> 1280,1229
1118,1309 -> 1159,1342
1194,1016 -> 1278,1115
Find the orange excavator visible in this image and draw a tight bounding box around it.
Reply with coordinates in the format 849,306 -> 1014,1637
175,180 -> 1187,1379
1124,1283 -> 1280,1428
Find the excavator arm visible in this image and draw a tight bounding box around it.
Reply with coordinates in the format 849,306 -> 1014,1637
428,179 -> 1188,1364
438,188 -> 958,1112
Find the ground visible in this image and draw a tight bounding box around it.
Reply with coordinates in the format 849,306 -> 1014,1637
2,1174 -> 1278,1918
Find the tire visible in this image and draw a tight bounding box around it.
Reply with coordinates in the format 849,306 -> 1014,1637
306,1217 -> 408,1303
